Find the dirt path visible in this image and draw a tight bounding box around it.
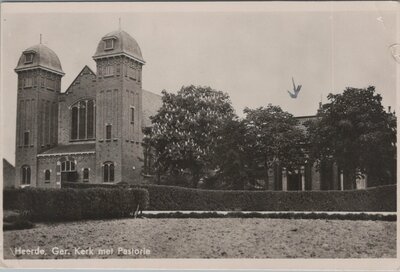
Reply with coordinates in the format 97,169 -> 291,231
3,218 -> 396,259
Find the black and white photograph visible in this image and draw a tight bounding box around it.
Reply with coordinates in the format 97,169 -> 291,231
0,1 -> 397,268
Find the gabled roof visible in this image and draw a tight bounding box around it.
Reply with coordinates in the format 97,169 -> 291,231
64,65 -> 96,94
3,158 -> 15,188
295,115 -> 318,133
142,90 -> 162,127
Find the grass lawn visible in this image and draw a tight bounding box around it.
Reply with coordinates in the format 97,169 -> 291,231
3,218 -> 396,259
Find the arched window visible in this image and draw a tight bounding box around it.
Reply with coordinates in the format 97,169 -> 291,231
61,160 -> 76,172
71,99 -> 95,140
21,165 -> 31,185
103,162 -> 114,183
105,124 -> 112,140
44,170 -> 51,183
60,158 -> 78,182
83,168 -> 89,182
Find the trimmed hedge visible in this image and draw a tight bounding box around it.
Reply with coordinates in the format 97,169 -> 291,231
3,187 -> 149,222
138,184 -> 396,212
62,182 -> 396,212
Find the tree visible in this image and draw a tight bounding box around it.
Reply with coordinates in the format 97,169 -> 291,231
211,118 -> 251,189
306,86 -> 396,187
243,105 -> 307,187
146,85 -> 236,187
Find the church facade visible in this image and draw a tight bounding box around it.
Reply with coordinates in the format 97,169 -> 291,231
14,29 -> 161,188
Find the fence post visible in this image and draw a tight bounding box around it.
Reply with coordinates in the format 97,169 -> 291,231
301,166 -> 305,191
282,167 -> 287,191
340,170 -> 344,191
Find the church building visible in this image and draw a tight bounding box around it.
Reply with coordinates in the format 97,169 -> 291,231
14,29 -> 161,188
13,29 -> 368,191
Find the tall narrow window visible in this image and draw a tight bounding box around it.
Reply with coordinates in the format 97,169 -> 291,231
71,107 -> 78,139
21,165 -> 31,185
104,66 -> 114,76
44,170 -> 51,183
24,131 -> 30,146
45,101 -> 50,145
70,100 -> 95,141
87,100 -> 94,139
78,102 -> 86,139
46,77 -> 55,90
130,106 -> 135,124
106,124 -> 112,140
24,77 -> 32,88
103,162 -> 114,183
83,168 -> 89,182
129,67 -> 136,80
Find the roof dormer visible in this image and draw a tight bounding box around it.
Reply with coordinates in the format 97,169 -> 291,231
24,51 -> 35,64
103,36 -> 117,51
93,30 -> 145,64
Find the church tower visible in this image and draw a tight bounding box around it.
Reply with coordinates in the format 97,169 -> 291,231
14,43 -> 64,187
93,30 -> 145,183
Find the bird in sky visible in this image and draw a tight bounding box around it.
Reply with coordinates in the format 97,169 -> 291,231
287,77 -> 302,98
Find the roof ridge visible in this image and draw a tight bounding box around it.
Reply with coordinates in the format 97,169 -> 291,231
64,65 -> 96,93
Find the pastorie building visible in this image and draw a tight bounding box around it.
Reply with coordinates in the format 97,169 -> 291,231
13,29 -> 366,191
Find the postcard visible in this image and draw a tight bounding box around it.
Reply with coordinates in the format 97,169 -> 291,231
0,1 -> 398,270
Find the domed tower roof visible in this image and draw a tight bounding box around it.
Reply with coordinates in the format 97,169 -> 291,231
93,30 -> 145,64
15,44 -> 64,76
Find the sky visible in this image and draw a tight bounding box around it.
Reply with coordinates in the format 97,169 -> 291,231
1,2 -> 398,165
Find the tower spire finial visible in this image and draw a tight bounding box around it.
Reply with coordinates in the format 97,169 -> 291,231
40,34 -> 42,44
118,17 -> 121,31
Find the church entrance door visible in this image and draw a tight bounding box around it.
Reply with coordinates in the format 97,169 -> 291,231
60,159 -> 78,182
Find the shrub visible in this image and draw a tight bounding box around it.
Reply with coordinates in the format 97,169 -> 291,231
3,187 -> 149,222
61,182 -> 396,212
3,210 -> 35,231
136,184 -> 396,212
3,220 -> 35,231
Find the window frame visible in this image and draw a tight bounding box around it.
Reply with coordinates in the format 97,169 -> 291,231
44,169 -> 51,183
103,162 -> 115,183
104,39 -> 114,50
24,77 -> 33,88
70,99 -> 96,141
103,65 -> 114,77
61,160 -> 76,172
105,124 -> 112,140
130,106 -> 135,124
24,53 -> 34,64
21,165 -> 31,185
82,168 -> 90,182
23,131 -> 30,147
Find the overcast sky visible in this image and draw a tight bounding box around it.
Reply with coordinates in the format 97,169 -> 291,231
1,2 -> 398,165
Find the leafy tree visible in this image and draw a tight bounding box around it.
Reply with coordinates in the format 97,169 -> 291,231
243,105 -> 307,186
146,85 -> 236,187
306,86 -> 396,187
211,118 -> 251,189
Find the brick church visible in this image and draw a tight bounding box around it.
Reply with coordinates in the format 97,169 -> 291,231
14,29 -> 161,188
13,29 -> 369,191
